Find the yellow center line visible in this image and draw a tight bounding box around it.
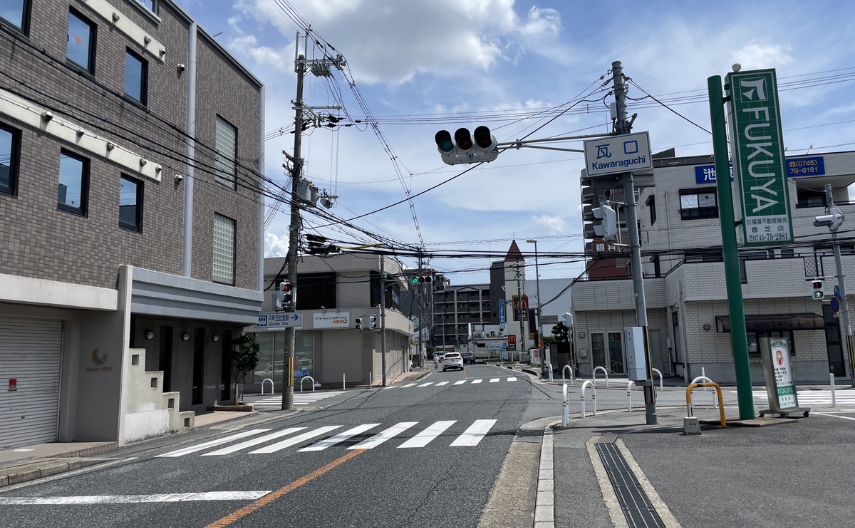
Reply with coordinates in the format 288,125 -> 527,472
206,449 -> 366,528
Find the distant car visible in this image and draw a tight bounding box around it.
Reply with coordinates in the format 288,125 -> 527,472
442,352 -> 464,371
461,351 -> 475,364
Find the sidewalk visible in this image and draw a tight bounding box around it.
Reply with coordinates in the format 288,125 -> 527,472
548,405 -> 855,527
0,410 -> 263,490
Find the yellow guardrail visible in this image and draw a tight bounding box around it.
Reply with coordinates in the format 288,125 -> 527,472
686,382 -> 727,429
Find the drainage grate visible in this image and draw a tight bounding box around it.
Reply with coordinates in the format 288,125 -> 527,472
597,442 -> 665,528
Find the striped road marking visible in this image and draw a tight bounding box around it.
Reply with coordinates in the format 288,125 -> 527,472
435,381 -> 449,386
450,419 -> 497,447
417,382 -> 434,387
454,380 -> 468,385
203,428 -> 307,456
507,377 -> 517,382
489,378 -> 500,383
401,383 -> 417,388
157,429 -> 271,457
398,421 -> 456,449
299,424 -> 380,452
0,492 -> 272,505
348,422 -> 418,450
250,426 -> 342,454
471,379 -> 483,384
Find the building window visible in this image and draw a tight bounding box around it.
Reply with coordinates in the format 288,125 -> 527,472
646,194 -> 656,225
213,213 -> 236,285
67,8 -> 96,74
125,49 -> 148,105
795,187 -> 825,209
57,150 -> 89,215
134,0 -> 157,14
0,0 -> 30,33
679,188 -> 718,220
0,122 -> 21,196
215,116 -> 237,189
294,273 -> 336,310
119,175 -> 143,232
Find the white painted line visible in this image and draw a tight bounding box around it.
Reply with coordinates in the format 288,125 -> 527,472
349,422 -> 418,450
202,427 -> 306,456
815,412 -> 855,421
471,379 -> 483,384
398,421 -> 456,449
418,382 -> 434,387
435,381 -> 449,386
0,491 -> 271,505
489,378 -> 500,383
507,376 -> 517,382
450,419 -> 496,447
299,424 -> 380,452
250,426 -> 342,454
401,383 -> 417,388
157,429 -> 271,457
454,380 -> 468,385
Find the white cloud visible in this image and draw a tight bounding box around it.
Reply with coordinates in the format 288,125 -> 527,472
265,232 -> 289,257
731,42 -> 793,71
519,6 -> 561,37
533,214 -> 567,233
228,35 -> 295,73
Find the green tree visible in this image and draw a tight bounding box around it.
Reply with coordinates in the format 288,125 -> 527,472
551,322 -> 570,344
232,333 -> 259,402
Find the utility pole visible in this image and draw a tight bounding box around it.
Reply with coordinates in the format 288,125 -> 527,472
515,262 -> 525,369
417,254 -> 424,368
526,239 -> 549,378
612,60 -> 657,425
380,255 -> 387,386
822,184 -> 854,381
281,34 -> 307,411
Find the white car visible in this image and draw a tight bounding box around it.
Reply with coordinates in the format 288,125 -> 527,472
441,352 -> 464,371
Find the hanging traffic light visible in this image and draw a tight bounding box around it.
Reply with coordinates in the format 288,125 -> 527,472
369,315 -> 377,330
410,275 -> 433,286
592,204 -> 618,240
434,126 -> 498,165
812,279 -> 824,300
355,317 -> 363,331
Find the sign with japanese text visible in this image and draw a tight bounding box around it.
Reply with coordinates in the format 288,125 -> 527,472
767,338 -> 798,409
256,312 -> 303,329
584,132 -> 653,177
313,312 -> 351,329
694,155 -> 825,184
727,69 -> 793,246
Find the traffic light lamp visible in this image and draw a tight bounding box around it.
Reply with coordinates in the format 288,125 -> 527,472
369,315 -> 377,330
410,275 -> 433,286
280,280 -> 295,308
812,279 -> 824,300
434,126 -> 498,165
592,204 -> 618,241
355,317 -> 363,331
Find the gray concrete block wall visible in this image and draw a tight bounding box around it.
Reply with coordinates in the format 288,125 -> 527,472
0,0 -> 261,291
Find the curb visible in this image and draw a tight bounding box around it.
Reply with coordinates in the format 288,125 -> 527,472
534,420 -> 560,527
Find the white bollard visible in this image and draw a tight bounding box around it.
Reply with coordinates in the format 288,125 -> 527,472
343,373 -> 346,391
701,367 -> 717,409
626,380 -> 634,412
562,383 -> 570,427
593,366 -> 608,388
563,365 -> 575,386
580,380 -> 595,418
369,371 -> 373,387
652,368 -> 663,392
831,373 -> 837,408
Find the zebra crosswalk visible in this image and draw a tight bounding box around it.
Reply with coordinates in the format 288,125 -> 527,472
387,377 -> 517,389
249,390 -> 345,410
752,389 -> 855,407
157,419 -> 498,457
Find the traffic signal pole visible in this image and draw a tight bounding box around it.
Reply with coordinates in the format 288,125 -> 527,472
281,35 -> 308,411
823,184 -> 855,381
612,61 -> 657,425
380,255 -> 387,386
707,75 -> 755,419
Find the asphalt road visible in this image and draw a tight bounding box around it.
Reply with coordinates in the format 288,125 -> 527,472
0,364 -> 547,528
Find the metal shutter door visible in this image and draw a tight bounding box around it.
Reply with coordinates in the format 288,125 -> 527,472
0,317 -> 62,449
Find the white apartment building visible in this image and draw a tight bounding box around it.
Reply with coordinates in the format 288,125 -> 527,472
572,150 -> 855,384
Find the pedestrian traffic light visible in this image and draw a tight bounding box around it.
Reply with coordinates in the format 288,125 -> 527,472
812,279 -> 824,300
592,204 -> 618,240
355,317 -> 363,331
280,280 -> 295,307
410,275 -> 433,286
369,315 -> 377,330
434,126 -> 499,165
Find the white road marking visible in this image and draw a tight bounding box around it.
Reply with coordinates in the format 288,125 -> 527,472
815,412 -> 855,421
435,381 -> 449,386
471,379 -> 483,384
398,421 -> 456,449
0,492 -> 271,505
299,424 -> 381,452
507,377 -> 517,382
250,426 -> 342,454
450,419 -> 497,447
202,427 -> 306,456
454,380 -> 468,385
349,422 -> 418,450
157,429 -> 271,457
489,378 -> 500,383
418,382 -> 434,387
401,383 -> 417,388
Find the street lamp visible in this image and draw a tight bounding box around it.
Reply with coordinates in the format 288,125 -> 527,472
526,239 -> 551,381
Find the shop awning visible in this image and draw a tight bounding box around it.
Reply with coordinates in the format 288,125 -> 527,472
715,313 -> 824,333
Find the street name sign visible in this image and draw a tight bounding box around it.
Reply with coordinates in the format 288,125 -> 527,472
257,312 -> 303,329
759,336 -> 808,417
727,69 -> 793,247
583,132 -> 652,177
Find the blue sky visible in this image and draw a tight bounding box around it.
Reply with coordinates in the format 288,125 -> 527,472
176,0 -> 855,284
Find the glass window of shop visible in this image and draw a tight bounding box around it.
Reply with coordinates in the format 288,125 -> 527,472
253,331 -> 315,384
